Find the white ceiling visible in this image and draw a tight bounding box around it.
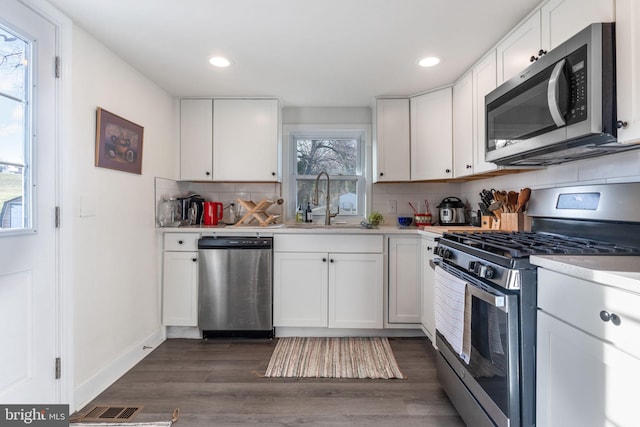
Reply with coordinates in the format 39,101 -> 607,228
47,0 -> 541,107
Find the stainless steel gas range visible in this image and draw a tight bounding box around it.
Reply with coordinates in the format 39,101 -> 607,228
433,182 -> 640,427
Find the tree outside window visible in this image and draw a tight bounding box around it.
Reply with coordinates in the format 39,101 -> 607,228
293,134 -> 363,217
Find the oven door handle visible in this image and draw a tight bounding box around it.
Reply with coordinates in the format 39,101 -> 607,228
467,285 -> 505,309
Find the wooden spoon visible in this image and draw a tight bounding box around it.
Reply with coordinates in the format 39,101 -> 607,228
507,191 -> 518,213
516,188 -> 531,213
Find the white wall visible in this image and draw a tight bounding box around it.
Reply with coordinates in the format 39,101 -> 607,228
67,25 -> 178,408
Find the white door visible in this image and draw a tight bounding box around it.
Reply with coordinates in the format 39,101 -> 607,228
0,0 -> 59,403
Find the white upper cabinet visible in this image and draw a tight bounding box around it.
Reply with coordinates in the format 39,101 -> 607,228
496,0 -> 613,86
497,11 -> 541,84
472,50 -> 498,174
180,98 -> 280,182
180,99 -> 213,181
374,99 -> 411,182
452,72 -> 474,178
410,87 -> 453,181
213,99 -> 280,182
615,0 -> 640,144
541,0 -> 614,52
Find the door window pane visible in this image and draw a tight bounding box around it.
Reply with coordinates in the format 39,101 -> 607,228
1,26 -> 30,230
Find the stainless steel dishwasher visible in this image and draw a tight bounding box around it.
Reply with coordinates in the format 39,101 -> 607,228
198,236 -> 273,338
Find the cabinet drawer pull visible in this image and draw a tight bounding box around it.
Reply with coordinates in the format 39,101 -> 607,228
600,310 -> 621,326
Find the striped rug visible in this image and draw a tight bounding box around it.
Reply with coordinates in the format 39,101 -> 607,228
264,337 -> 405,379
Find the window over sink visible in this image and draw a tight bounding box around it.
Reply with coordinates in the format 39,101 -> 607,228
289,129 -> 366,218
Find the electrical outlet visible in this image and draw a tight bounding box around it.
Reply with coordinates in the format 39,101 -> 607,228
388,200 -> 397,213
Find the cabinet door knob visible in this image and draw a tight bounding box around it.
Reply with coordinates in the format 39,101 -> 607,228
330,259 -> 334,263
610,313 -> 621,326
271,172 -> 276,176
379,172 -> 384,176
178,240 -> 184,245
322,258 -> 327,262
205,171 -> 211,176
445,168 -> 451,174
426,246 -> 432,252
192,258 -> 197,262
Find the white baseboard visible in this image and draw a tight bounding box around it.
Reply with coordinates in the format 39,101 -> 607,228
73,329 -> 165,411
166,326 -> 202,339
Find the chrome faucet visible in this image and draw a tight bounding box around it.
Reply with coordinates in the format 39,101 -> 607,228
312,171 -> 339,225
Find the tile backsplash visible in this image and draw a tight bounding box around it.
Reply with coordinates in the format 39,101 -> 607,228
154,177 -> 282,226
372,182 -> 462,225
155,150 -> 640,227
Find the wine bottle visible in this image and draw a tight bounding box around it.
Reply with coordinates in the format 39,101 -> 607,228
305,202 -> 313,223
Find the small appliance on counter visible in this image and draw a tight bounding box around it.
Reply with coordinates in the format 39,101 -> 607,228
436,197 -> 467,225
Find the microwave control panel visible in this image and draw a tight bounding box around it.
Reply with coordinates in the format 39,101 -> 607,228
566,45 -> 588,125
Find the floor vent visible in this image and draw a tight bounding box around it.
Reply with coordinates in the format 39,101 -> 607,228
74,405 -> 143,422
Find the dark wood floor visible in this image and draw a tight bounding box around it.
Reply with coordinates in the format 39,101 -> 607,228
76,337 -> 465,427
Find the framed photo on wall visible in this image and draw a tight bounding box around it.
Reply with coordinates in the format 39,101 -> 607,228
95,107 -> 144,174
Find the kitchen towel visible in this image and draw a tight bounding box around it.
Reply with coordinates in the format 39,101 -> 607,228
434,266 -> 472,363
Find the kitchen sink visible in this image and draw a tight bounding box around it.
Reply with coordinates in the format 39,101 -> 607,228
285,223 -> 365,230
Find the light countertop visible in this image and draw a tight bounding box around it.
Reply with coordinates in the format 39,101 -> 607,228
157,223 -> 489,236
531,255 -> 640,293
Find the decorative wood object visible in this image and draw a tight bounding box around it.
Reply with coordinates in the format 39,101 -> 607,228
234,199 -> 280,227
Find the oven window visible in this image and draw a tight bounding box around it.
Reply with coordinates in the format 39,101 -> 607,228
468,295 -> 510,416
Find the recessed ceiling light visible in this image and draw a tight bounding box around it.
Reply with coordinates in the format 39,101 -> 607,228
418,57 -> 440,67
209,56 -> 231,68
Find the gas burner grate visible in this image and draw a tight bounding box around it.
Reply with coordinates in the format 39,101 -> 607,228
444,231 -> 640,258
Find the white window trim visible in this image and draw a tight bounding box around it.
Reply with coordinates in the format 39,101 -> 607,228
282,124 -> 372,223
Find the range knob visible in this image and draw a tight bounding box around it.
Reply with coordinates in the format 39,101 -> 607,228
436,247 -> 452,259
468,261 -> 478,273
483,266 -> 496,279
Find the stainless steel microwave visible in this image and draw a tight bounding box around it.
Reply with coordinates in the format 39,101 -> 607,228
485,23 -> 619,166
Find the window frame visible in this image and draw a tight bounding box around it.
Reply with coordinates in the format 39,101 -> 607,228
0,24 -> 33,234
284,125 -> 371,221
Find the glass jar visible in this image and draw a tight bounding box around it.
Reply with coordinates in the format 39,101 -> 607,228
158,197 -> 181,227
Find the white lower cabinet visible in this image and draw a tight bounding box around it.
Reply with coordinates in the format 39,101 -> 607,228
420,234 -> 437,342
388,236 -> 421,324
329,253 -> 383,328
273,252 -> 328,327
273,234 -> 383,329
162,233 -> 199,326
536,268 -> 640,427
